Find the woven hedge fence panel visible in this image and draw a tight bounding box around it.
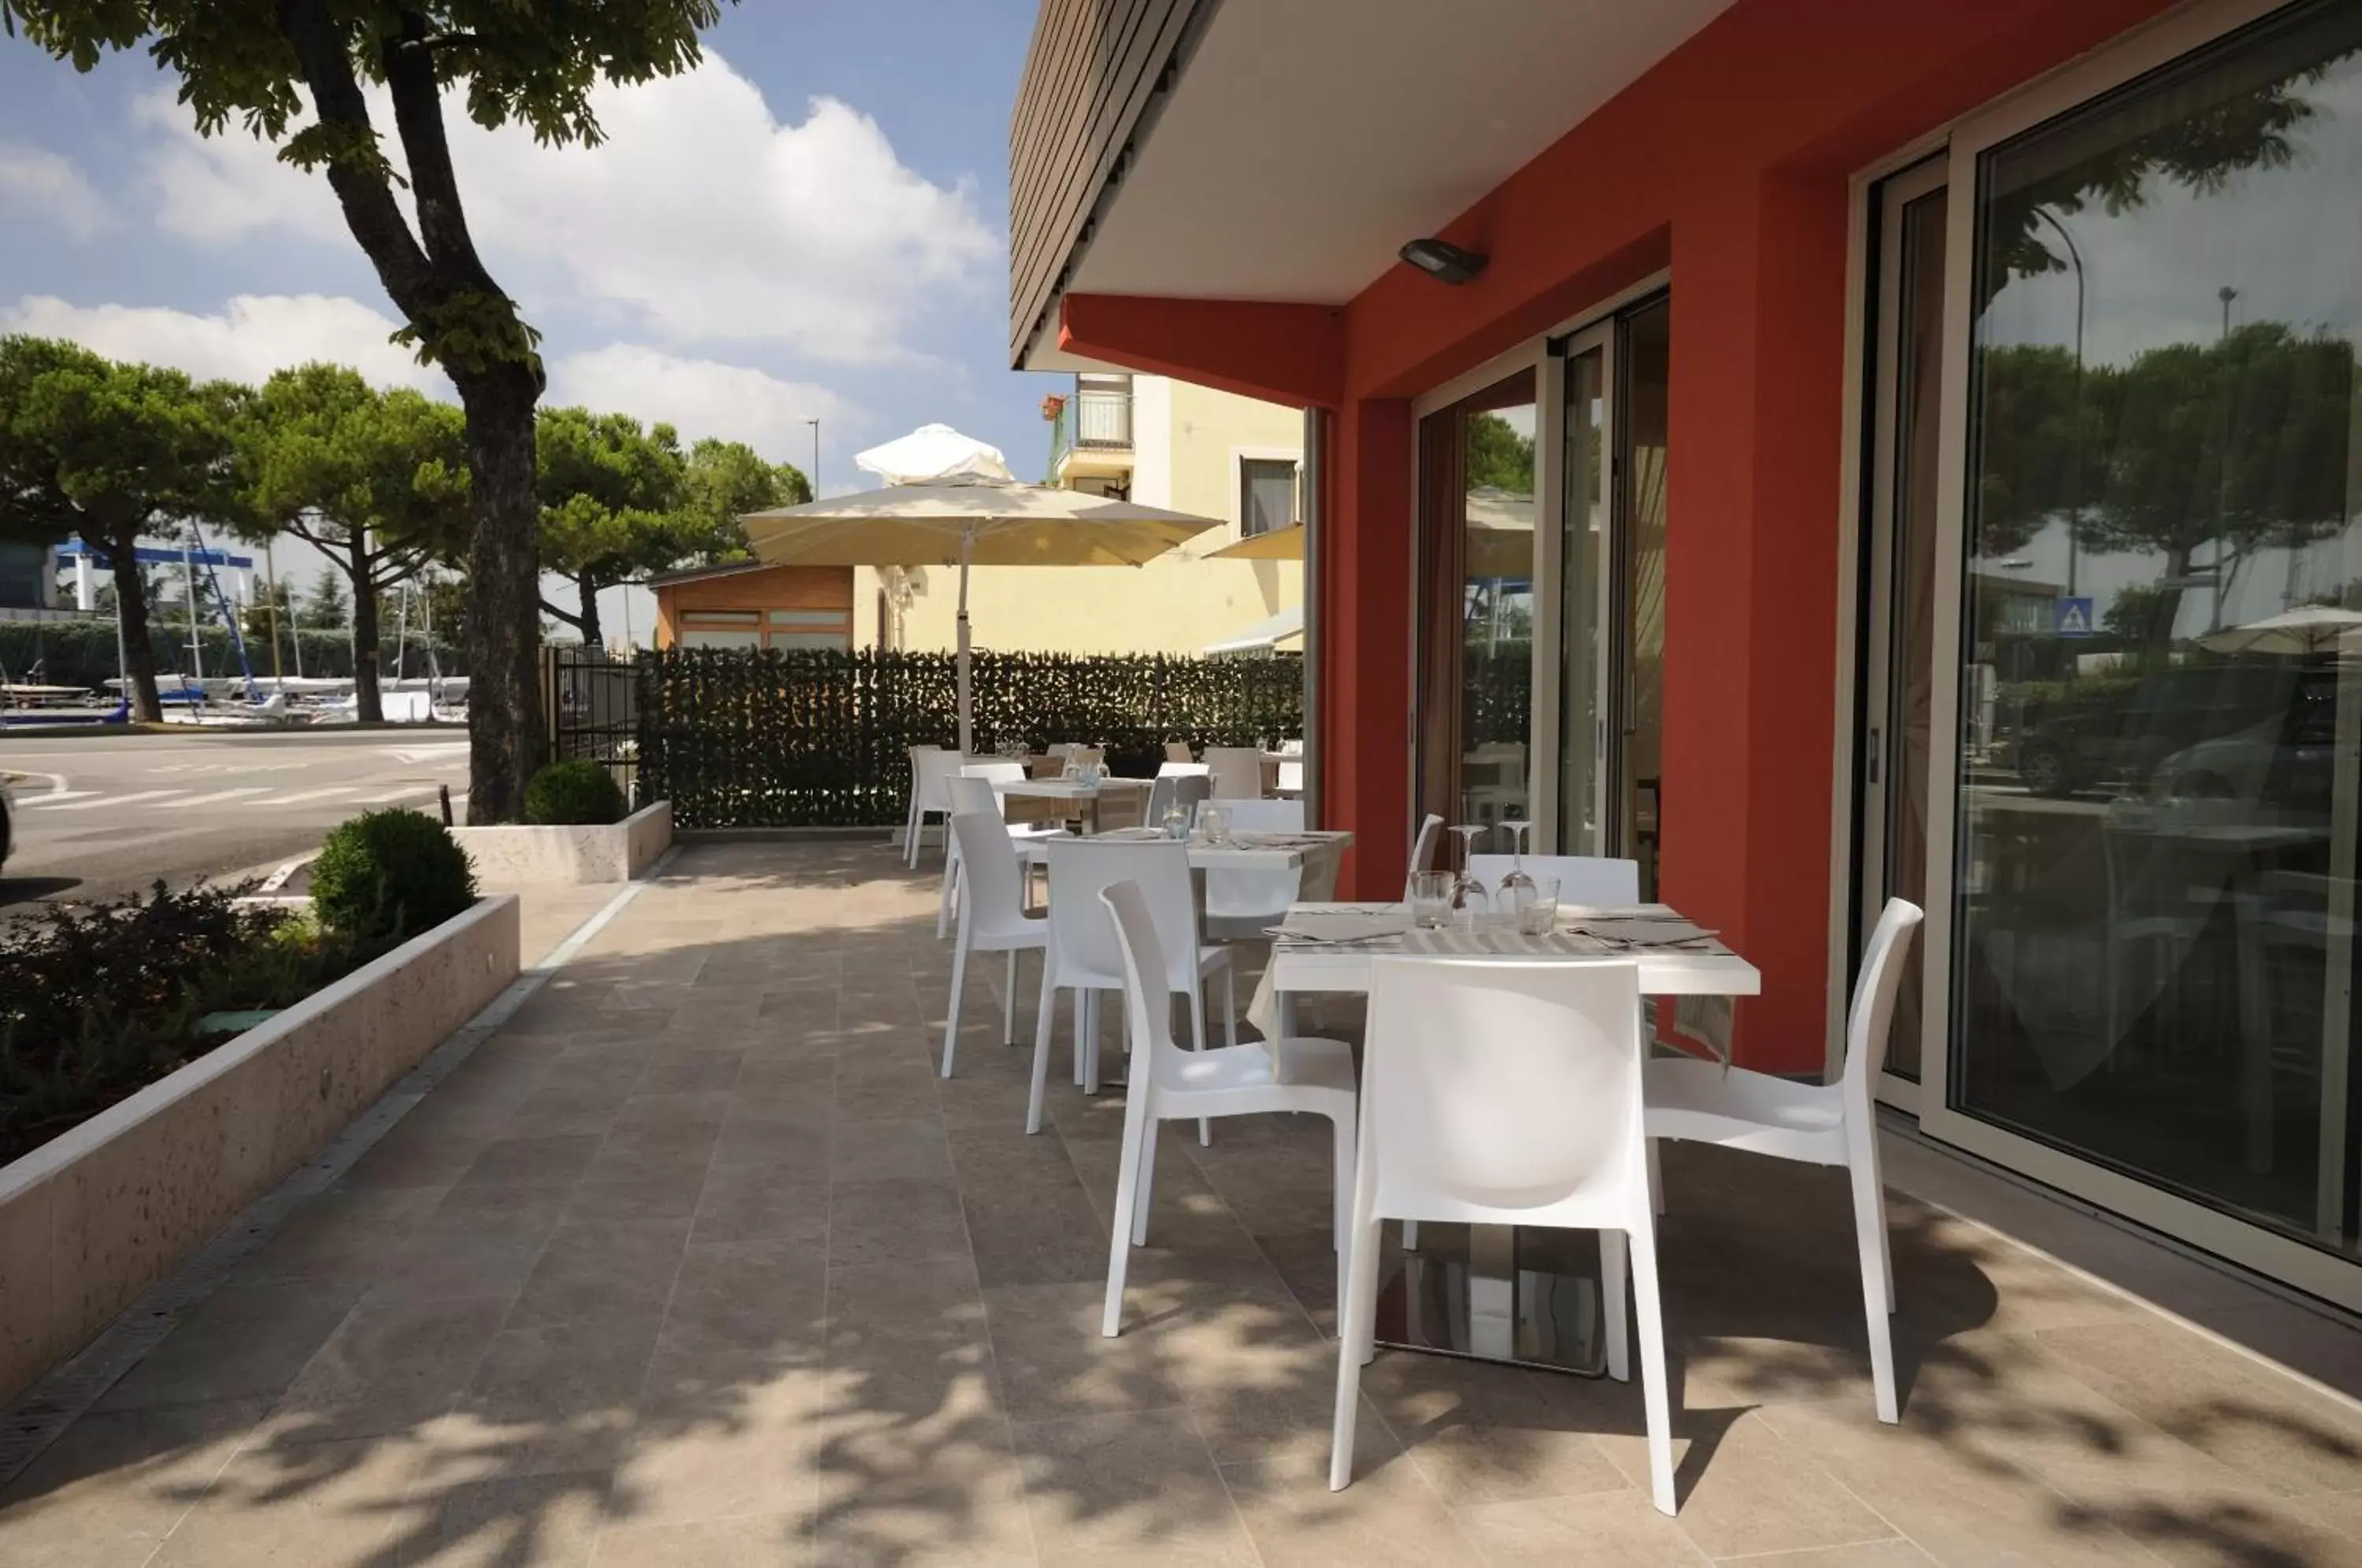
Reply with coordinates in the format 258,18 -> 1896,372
639,648 -> 1304,828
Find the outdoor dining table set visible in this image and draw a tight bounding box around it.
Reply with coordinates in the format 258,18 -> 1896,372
920,763 -> 1923,1515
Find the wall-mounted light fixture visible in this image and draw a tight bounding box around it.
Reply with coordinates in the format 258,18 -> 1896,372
1398,238 -> 1488,284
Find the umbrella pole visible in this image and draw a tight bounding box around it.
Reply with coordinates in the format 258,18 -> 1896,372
956,528 -> 975,756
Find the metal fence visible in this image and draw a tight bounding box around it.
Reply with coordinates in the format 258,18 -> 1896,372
542,645 -> 641,798
634,646 -> 1303,828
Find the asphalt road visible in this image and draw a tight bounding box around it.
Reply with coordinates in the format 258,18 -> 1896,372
1,729 -> 470,908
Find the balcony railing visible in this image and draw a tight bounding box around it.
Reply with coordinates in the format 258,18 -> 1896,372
1048,387 -> 1133,474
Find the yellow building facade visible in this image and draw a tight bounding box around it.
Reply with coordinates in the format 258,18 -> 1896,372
853,375 -> 1303,656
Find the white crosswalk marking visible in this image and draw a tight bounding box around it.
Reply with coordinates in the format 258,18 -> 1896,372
354,786 -> 435,804
158,787 -> 273,808
250,786 -> 363,807
39,790 -> 187,811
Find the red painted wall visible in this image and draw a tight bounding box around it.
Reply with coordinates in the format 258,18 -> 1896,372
1057,0 -> 2181,1071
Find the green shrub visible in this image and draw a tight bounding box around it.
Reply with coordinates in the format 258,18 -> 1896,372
310,808 -> 477,945
0,882 -> 365,1163
524,758 -> 628,825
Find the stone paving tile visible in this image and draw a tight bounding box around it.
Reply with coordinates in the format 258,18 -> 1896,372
20,841 -> 2362,1568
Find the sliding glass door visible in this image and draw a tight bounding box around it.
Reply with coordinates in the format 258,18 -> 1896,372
1869,0 -> 2362,1305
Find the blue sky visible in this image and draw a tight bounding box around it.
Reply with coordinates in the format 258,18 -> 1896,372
0,1 -> 1056,630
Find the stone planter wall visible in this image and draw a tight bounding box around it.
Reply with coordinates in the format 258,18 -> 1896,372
0,895 -> 521,1402
449,801 -> 671,884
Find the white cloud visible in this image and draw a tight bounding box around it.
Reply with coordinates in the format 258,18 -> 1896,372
546,344 -> 861,466
0,293 -> 449,392
0,141 -> 112,240
135,55 -> 997,366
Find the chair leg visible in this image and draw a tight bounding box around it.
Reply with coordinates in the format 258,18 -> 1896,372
1626,1216 -> 1679,1516
904,794 -> 920,867
1647,1137 -> 1665,1216
1224,967 -> 1239,1048
1131,1115 -> 1160,1247
1849,1139 -> 1900,1424
1600,1227 -> 1630,1384
1329,1109 -> 1354,1256
1027,969 -> 1058,1136
937,850 -> 959,939
1329,1208 -> 1384,1491
1188,989 -> 1212,1147
1083,991 -> 1102,1096
1073,988 -> 1089,1089
1002,949 -> 1019,1045
939,936 -> 968,1079
1104,1093 -> 1153,1337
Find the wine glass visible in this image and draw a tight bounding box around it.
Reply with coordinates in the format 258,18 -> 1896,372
1446,823 -> 1489,929
1496,819 -> 1536,911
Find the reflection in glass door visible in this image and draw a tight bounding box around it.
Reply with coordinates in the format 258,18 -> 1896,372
1558,337 -> 1609,853
1860,158 -> 1946,1096
1416,371 -> 1538,834
1614,301 -> 1672,895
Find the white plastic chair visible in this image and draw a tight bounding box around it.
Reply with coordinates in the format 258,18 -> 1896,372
1164,741 -> 1197,764
1331,956 -> 1674,1512
1465,853 -> 1640,906
941,812 -> 1051,1078
1198,797 -> 1308,940
1643,897 -> 1924,1426
1205,745 -> 1264,800
902,745 -> 942,867
1030,839 -> 1237,1140
1406,812 -> 1445,893
1097,878 -> 1357,1336
1157,760 -> 1212,778
939,768 -> 1061,937
903,747 -> 972,867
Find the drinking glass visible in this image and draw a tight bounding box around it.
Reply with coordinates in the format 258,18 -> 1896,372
1408,871 -> 1453,930
1161,799 -> 1192,840
1200,804 -> 1231,846
1446,823 -> 1490,928
1514,875 -> 1560,937
1497,819 -> 1536,907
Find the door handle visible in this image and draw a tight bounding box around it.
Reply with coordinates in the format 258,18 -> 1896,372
1867,726 -> 1883,785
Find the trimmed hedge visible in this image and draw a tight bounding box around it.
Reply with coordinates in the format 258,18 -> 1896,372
638,647 -> 1305,828
525,758 -> 628,825
310,809 -> 478,947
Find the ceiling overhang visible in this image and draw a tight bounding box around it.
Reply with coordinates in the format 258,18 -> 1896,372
1015,0 -> 1735,372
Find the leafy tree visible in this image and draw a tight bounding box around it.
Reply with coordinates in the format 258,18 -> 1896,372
1970,345 -> 2093,560
237,363 -> 468,720
3,1 -> 732,816
1464,412 -> 1535,497
299,570 -> 350,629
535,406 -> 685,647
0,335 -> 243,719
675,437 -> 805,567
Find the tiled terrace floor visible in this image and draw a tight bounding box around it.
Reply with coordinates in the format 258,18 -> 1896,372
4,841 -> 2361,1566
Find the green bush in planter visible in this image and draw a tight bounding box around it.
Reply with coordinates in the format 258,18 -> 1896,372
524,758 -> 628,825
310,808 -> 477,947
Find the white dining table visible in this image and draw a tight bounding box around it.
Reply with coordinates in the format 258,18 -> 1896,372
1020,827 -> 1353,877
1258,899 -> 1760,1378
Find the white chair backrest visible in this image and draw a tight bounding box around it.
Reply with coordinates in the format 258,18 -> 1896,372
1101,879 -> 1182,1091
1843,898 -> 1925,1104
1407,813 -> 1445,885
1157,760 -> 1212,778
1045,838 -> 1198,989
1164,741 -> 1197,764
1363,956 -> 1649,1229
1276,758 -> 1305,793
946,774 -> 1002,821
913,748 -> 971,811
1465,854 -> 1638,906
950,812 -> 1032,941
1146,772 -> 1211,830
1205,745 -> 1264,800
961,760 -> 1027,787
1201,797 -> 1304,834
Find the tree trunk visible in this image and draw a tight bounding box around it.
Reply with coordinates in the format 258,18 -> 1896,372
577,571 -> 603,650
350,533 -> 384,724
112,526 -> 163,722
456,366 -> 544,823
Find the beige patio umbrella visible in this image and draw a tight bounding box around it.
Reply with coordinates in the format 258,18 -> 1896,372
741,473 -> 1222,753
2199,605 -> 2362,657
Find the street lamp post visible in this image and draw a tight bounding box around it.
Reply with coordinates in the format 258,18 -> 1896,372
805,418 -> 820,501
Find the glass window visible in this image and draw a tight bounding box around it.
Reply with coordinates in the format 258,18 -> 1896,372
1616,300 -> 1670,898
1559,346 -> 1608,853
768,609 -> 844,627
1417,371 -> 1537,832
1240,457 -> 1298,537
681,628 -> 762,650
1958,0 -> 2362,1258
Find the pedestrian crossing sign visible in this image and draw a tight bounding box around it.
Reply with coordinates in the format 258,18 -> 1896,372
2053,597 -> 2094,637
